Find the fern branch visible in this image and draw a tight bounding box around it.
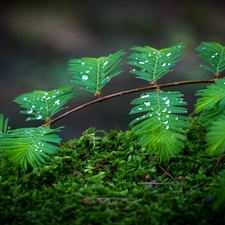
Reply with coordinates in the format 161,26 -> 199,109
129,90 -> 189,162
196,42 -> 225,77
195,78 -> 225,113
68,50 -> 126,97
128,43 -> 185,83
14,86 -> 76,122
0,127 -> 62,171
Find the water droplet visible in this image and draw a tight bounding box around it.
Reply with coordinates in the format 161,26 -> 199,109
166,115 -> 169,118
144,101 -> 150,106
166,125 -> 169,130
139,61 -> 145,64
27,109 -> 33,114
103,61 -> 108,66
82,75 -> 88,80
36,115 -> 43,120
26,117 -> 31,121
162,63 -> 166,67
164,121 -> 168,124
23,97 -> 28,101
39,150 -> 43,152
141,93 -> 149,98
162,97 -> 168,100
165,100 -> 170,105
86,70 -> 90,73
149,113 -> 152,117
54,100 -> 60,105
166,52 -> 171,57
32,105 -> 35,108
132,69 -> 136,72
211,55 -> 216,58
138,106 -> 143,110
162,108 -> 167,112
202,47 -> 206,50
81,62 -> 85,65
175,117 -> 179,120
168,110 -> 172,114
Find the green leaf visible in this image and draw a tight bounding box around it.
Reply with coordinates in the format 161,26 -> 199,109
196,42 -> 225,75
130,90 -> 189,162
68,50 -> 126,97
195,78 -> 225,113
206,115 -> 225,156
0,114 -> 9,135
128,43 -> 185,83
0,126 -> 62,170
14,85 -> 76,121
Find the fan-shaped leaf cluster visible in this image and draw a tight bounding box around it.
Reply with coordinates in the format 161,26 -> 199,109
196,42 -> 225,76
130,90 -> 189,162
128,43 -> 185,83
195,78 -> 225,155
0,126 -> 62,170
68,50 -> 126,97
14,86 -> 76,121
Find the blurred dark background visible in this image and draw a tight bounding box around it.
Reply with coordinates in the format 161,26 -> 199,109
0,0 -> 225,142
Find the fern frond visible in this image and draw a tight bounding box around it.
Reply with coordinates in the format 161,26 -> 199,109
14,86 -> 76,121
0,126 -> 62,170
195,78 -> 225,113
196,42 -> 225,76
68,50 -> 126,97
128,43 -> 185,83
0,114 -> 9,135
130,90 -> 189,162
206,115 -> 225,156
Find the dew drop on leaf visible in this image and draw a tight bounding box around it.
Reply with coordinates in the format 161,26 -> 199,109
162,63 -> 166,67
141,93 -> 149,98
166,52 -> 171,57
82,75 -> 88,80
36,115 -> 43,120
27,109 -> 33,114
144,101 -> 150,106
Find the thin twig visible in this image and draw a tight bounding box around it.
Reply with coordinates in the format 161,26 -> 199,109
49,78 -> 216,125
158,165 -> 177,182
213,152 -> 224,171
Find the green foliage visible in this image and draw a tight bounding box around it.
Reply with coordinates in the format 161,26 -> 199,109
1,41 -> 225,223
14,85 -> 76,121
213,171 -> 225,211
0,126 -> 62,170
196,42 -> 225,76
0,128 -> 224,225
68,49 -> 126,96
128,43 -> 185,83
0,114 -> 9,135
130,90 -> 189,162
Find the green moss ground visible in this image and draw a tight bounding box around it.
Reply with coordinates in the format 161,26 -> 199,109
0,118 -> 225,225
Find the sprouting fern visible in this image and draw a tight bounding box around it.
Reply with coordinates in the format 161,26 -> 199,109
14,85 -> 76,122
128,43 -> 185,83
68,49 -> 126,97
196,42 -> 225,77
0,126 -> 62,170
130,90 -> 189,162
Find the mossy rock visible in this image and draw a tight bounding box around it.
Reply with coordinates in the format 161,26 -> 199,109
0,118 -> 225,225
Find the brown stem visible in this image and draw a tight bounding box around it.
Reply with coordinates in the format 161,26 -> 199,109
48,78 -> 216,125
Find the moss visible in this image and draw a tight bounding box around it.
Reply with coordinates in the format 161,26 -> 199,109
0,118 -> 225,225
